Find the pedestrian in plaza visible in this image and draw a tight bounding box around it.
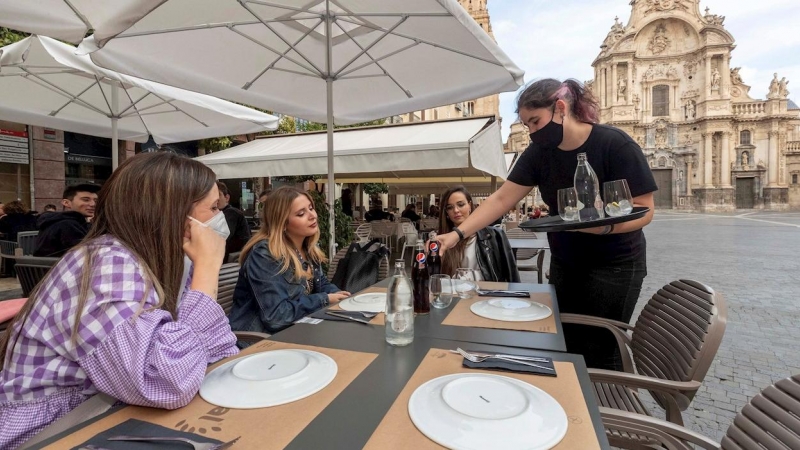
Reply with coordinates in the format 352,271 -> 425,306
438,186 -> 519,282
228,186 -> 350,336
216,181 -> 251,261
0,200 -> 37,242
0,152 -> 238,449
437,78 -> 657,370
33,184 -> 100,257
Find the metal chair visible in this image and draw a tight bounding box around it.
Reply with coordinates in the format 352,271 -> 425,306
505,227 -> 545,283
600,373 -> 800,450
563,280 -> 727,430
398,222 -> 419,261
354,222 -> 372,244
0,240 -> 19,277
17,231 -> 39,256
14,256 -> 59,297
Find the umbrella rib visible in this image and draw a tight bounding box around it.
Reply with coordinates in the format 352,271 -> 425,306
113,19 -> 313,39
49,79 -> 102,117
94,76 -> 115,115
266,66 -> 319,79
333,20 -> 411,97
121,98 -> 174,116
63,0 -> 93,31
118,91 -> 153,116
336,41 -> 418,78
337,17 -> 507,68
149,92 -> 210,127
239,1 -> 325,76
227,26 -> 322,82
0,69 -> 84,77
243,0 -> 321,15
19,69 -> 109,117
120,84 -> 154,136
236,18 -> 323,89
332,15 -> 407,79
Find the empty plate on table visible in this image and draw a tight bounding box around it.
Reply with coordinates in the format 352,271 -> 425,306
470,298 -> 552,322
409,373 -> 568,450
200,349 -> 337,409
338,292 -> 387,313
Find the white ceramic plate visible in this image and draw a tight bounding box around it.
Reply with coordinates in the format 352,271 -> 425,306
200,349 -> 337,409
338,292 -> 387,312
469,298 -> 552,322
408,373 -> 568,450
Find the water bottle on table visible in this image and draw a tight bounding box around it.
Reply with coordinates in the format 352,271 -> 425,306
386,260 -> 414,346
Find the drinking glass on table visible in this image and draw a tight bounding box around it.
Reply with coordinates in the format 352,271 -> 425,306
430,274 -> 453,309
603,179 -> 634,217
454,268 -> 478,299
557,187 -> 579,221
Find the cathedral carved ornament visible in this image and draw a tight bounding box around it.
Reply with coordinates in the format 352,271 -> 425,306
642,0 -> 689,15
647,23 -> 671,55
641,62 -> 679,81
683,58 -> 700,78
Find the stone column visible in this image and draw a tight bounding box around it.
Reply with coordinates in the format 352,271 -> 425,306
601,67 -> 607,108
31,127 -> 65,212
626,63 -> 633,104
721,131 -> 731,187
697,135 -> 705,187
611,63 -> 618,106
768,130 -> 779,186
704,132 -> 713,187
686,158 -> 694,195
705,55 -> 712,97
721,54 -> 731,99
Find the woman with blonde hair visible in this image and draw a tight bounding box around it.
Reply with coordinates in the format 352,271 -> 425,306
229,186 -> 350,335
0,152 -> 238,448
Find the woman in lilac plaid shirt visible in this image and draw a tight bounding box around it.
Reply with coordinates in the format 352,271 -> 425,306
0,153 -> 239,448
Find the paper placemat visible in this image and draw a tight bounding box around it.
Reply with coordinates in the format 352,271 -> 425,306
441,281 -> 557,333
329,286 -> 387,325
43,340 -> 378,450
363,349 -> 601,450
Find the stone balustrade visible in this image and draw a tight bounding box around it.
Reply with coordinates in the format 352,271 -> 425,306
731,102 -> 766,115
787,141 -> 800,152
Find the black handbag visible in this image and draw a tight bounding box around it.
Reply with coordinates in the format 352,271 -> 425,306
331,239 -> 389,293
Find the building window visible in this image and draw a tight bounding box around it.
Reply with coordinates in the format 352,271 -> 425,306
740,130 -> 751,145
652,85 -> 669,117
793,174 -> 798,185
466,102 -> 475,117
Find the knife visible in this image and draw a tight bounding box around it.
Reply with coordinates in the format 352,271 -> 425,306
326,311 -> 371,324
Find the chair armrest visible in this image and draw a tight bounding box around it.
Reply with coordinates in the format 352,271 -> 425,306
599,407 -> 720,450
589,368 -> 702,393
561,313 -> 635,373
234,331 -> 271,344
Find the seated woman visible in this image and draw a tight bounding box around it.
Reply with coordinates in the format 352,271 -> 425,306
228,186 -> 350,335
438,186 -> 519,282
0,153 -> 238,449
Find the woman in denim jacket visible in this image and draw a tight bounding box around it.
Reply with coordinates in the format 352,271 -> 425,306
229,187 -> 350,334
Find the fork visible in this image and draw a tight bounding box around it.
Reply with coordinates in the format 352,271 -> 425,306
349,311 -> 379,318
455,348 -> 554,371
448,349 -> 550,363
107,435 -> 240,450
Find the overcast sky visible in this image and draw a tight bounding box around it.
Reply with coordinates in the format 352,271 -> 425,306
490,0 -> 800,141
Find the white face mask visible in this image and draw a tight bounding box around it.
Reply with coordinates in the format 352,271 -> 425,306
189,212 -> 230,240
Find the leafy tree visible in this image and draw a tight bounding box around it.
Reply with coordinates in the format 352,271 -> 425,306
363,183 -> 389,195
1,28 -> 27,46
307,190 -> 353,261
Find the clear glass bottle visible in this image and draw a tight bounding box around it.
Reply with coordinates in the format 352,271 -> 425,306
386,259 -> 414,346
574,153 -> 605,222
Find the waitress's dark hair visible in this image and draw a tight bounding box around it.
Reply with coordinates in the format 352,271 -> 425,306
515,78 -> 599,124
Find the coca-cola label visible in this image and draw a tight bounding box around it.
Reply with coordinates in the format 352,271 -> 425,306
415,252 -> 426,265
428,242 -> 439,254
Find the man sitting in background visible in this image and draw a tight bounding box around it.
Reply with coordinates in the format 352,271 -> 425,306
218,181 -> 251,261
34,184 -> 99,257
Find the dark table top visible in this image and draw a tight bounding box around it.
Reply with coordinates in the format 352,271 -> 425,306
356,279 -> 566,352
31,319 -> 608,450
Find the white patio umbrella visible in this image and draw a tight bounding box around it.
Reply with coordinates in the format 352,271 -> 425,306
77,0 -> 525,255
0,35 -> 279,168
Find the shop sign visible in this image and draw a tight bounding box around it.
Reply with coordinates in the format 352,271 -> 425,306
0,129 -> 29,164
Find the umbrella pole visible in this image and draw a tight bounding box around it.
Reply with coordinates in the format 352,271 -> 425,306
111,83 -> 119,170
325,4 -> 336,258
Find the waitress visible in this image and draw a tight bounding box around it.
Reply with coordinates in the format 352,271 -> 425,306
437,78 -> 657,370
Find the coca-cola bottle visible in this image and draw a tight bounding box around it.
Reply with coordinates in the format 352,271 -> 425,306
411,240 -> 430,315
427,232 -> 442,276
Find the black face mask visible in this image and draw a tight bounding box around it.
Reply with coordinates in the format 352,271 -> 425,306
528,108 -> 564,149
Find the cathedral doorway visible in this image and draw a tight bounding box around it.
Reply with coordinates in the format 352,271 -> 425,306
735,177 -> 755,209
651,169 -> 673,208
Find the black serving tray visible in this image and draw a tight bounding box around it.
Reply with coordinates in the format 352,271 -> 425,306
518,207 -> 650,232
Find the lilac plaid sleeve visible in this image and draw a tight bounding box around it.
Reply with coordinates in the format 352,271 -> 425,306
80,289 -> 237,409
0,235 -> 238,449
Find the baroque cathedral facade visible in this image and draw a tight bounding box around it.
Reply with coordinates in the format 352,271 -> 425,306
507,0 -> 800,211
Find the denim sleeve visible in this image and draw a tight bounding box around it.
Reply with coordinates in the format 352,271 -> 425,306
244,246 -> 328,333
316,267 -> 342,294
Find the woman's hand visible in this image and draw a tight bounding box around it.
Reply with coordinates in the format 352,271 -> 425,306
183,218 -> 226,270
327,291 -> 351,304
437,231 -> 460,255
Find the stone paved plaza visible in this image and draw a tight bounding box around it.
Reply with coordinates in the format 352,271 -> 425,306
518,210 -> 800,442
